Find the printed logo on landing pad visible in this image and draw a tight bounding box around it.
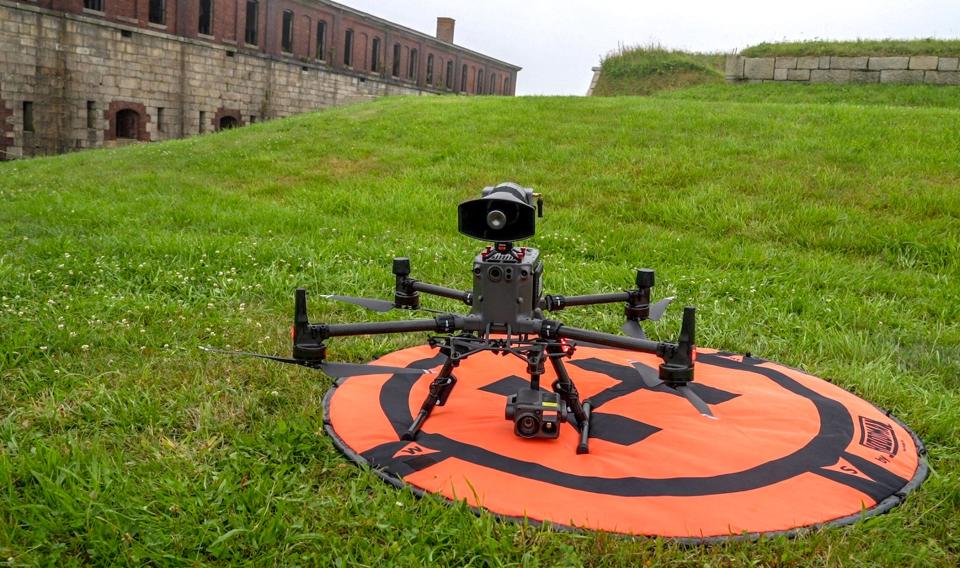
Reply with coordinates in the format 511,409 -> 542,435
858,416 -> 898,456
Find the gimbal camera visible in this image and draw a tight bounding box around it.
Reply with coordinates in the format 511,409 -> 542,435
218,183 -> 701,454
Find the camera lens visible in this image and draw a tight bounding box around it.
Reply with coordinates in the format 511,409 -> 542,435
516,415 -> 539,438
488,266 -> 502,281
486,210 -> 507,230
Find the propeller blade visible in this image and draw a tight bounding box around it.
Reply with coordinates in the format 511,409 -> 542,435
675,385 -> 714,418
621,319 -> 646,339
648,297 -> 675,322
319,294 -> 396,312
400,305 -> 447,315
630,361 -> 663,388
320,295 -> 447,315
201,346 -> 318,367
200,347 -> 427,378
621,298 -> 675,336
318,361 -> 427,378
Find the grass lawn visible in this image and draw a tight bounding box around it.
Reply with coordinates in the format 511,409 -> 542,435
656,82 -> 960,109
1,91 -> 959,565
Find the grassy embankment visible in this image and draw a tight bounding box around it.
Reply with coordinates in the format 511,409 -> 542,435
1,92 -> 959,565
596,39 -> 960,98
591,46 -> 726,96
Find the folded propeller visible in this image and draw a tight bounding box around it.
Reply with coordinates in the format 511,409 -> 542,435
200,346 -> 427,378
318,294 -> 444,314
630,360 -> 712,418
620,296 -> 675,339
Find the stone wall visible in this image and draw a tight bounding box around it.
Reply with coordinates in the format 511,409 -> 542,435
726,54 -> 960,85
0,1 -> 442,159
586,66 -> 601,96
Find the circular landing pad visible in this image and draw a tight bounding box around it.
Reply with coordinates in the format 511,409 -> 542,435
323,345 -> 926,539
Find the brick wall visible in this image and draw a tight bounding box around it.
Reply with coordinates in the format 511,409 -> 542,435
41,0 -> 519,94
727,55 -> 960,85
0,0 -> 520,159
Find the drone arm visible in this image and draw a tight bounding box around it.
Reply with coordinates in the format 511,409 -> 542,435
312,315 -> 464,339
550,323 -> 664,355
541,292 -> 628,311
545,307 -> 697,384
411,281 -> 473,306
392,257 -> 472,308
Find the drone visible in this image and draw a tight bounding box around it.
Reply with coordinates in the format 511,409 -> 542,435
210,183 -> 702,454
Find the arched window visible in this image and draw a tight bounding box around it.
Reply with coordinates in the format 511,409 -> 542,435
219,116 -> 239,130
316,20 -> 326,60
371,37 -> 381,72
426,54 -> 434,85
460,64 -> 467,93
244,0 -> 259,45
149,0 -> 165,25
116,109 -> 139,139
489,73 -> 497,95
392,44 -> 401,77
281,10 -> 294,53
503,77 -> 510,95
476,69 -> 484,95
198,0 -> 212,35
446,61 -> 454,89
408,49 -> 418,80
343,29 -> 353,66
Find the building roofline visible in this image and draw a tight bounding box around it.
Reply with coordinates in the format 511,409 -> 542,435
310,0 -> 522,71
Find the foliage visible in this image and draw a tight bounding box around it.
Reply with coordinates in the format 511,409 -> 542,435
1,93 -> 958,565
741,38 -> 960,57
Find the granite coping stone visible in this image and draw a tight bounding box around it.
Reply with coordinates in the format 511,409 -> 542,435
869,57 -> 910,70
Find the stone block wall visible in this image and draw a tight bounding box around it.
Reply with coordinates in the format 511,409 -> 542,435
0,1 -> 483,160
726,54 -> 960,86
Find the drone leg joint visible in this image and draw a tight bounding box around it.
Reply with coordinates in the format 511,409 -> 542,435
401,358 -> 458,441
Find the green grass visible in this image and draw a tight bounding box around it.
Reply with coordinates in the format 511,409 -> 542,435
741,38 -> 960,57
656,82 -> 960,109
592,45 -> 726,96
1,92 -> 959,565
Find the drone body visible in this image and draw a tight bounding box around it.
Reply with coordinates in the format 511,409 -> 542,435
226,182 -> 701,454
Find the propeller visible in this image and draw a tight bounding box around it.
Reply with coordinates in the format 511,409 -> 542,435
620,297 -> 675,338
200,346 -> 429,378
629,361 -> 713,418
318,295 -> 444,314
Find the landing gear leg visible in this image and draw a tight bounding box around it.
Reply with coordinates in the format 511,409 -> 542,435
548,345 -> 592,454
402,357 -> 458,441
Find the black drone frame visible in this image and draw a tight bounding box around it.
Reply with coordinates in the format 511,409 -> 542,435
288,259 -> 697,455
215,183 -> 701,455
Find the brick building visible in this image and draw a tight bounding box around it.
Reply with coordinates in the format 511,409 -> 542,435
0,0 -> 520,159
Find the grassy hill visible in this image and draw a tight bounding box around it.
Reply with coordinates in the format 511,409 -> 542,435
591,46 -> 726,96
1,92 -> 959,565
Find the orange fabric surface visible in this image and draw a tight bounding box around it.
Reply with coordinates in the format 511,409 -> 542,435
326,345 -> 921,538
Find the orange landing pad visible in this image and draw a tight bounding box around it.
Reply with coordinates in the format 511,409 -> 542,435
323,345 -> 926,539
